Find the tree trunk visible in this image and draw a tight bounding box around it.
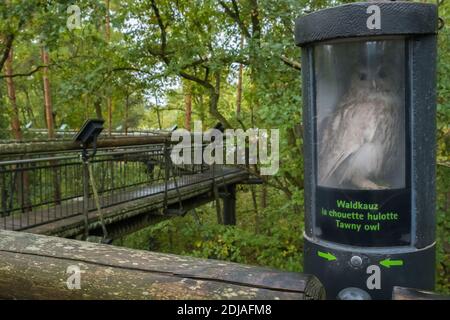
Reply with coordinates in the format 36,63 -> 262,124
107,97 -> 113,135
41,47 -> 61,204
155,106 -> 162,130
94,96 -> 103,119
23,89 -> 36,125
124,92 -> 129,135
251,185 -> 259,233
84,94 -> 89,119
105,0 -> 112,135
260,183 -> 267,209
41,46 -> 55,138
249,0 -> 261,128
5,48 -> 22,140
105,0 -> 111,41
198,95 -> 205,122
184,81 -> 192,131
0,34 -> 14,74
5,48 -> 31,212
236,36 -> 244,119
208,71 -> 231,128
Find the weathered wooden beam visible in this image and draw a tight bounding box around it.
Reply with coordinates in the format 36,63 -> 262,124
0,135 -> 171,156
0,230 -> 325,300
0,132 -> 212,156
392,286 -> 450,300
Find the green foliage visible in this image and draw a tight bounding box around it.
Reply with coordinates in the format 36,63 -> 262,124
119,187 -> 304,272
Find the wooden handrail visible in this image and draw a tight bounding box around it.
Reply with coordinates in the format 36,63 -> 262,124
392,286 -> 450,300
0,135 -> 172,156
0,230 -> 325,300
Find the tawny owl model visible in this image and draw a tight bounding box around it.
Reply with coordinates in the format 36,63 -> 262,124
318,66 -> 404,190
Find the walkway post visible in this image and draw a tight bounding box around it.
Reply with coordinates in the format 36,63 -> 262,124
81,149 -> 90,240
73,119 -> 105,241
222,184 -> 236,226
295,1 -> 438,299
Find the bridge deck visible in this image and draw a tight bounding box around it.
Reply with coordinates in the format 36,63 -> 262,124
1,167 -> 247,237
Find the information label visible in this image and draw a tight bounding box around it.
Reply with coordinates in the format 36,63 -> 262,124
315,188 -> 411,246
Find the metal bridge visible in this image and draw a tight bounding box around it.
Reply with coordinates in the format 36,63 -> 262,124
0,133 -> 250,240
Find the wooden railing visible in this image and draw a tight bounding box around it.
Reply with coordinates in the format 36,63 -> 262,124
392,286 -> 450,300
0,230 -> 325,300
0,135 -> 171,156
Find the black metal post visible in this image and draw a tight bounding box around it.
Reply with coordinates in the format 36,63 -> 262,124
82,148 -> 90,240
163,142 -> 170,213
222,184 -> 236,226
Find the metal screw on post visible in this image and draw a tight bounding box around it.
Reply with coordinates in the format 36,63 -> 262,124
350,256 -> 363,268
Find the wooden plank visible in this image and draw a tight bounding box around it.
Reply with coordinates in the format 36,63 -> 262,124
0,230 -> 325,300
392,286 -> 450,300
0,133 -> 208,156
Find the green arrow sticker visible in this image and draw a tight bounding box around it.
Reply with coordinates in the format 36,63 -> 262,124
380,258 -> 404,268
318,251 -> 337,261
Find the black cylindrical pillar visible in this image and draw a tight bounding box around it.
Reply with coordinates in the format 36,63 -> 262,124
222,184 -> 237,226
295,1 -> 438,300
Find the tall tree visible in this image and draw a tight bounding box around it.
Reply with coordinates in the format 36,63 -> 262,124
41,46 -> 55,138
5,46 -> 32,211
41,45 -> 61,204
94,97 -> 103,120
0,34 -> 15,74
236,36 -> 244,120
5,47 -> 22,140
184,81 -> 192,131
105,0 -> 113,135
124,90 -> 129,135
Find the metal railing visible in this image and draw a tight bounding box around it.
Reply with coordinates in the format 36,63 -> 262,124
0,142 -> 216,231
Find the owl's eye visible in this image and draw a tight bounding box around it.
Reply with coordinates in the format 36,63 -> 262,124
359,73 -> 367,81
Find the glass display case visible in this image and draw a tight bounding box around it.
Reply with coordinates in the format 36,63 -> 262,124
295,1 -> 438,300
